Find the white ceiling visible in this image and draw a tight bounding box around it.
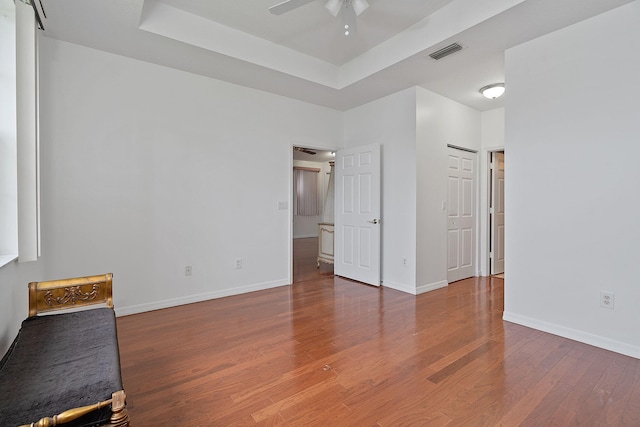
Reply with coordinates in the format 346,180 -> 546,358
36,0 -> 632,111
159,0 -> 456,66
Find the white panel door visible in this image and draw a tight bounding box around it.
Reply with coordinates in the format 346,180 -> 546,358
490,151 -> 505,275
335,144 -> 381,286
447,147 -> 476,283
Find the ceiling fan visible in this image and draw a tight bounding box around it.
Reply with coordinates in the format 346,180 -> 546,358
269,0 -> 369,36
294,146 -> 317,155
269,0 -> 369,19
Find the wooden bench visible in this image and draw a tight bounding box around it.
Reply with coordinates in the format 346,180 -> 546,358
0,273 -> 129,427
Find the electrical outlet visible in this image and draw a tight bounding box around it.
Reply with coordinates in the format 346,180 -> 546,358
235,258 -> 242,269
185,265 -> 192,276
600,291 -> 614,309
403,258 -> 408,267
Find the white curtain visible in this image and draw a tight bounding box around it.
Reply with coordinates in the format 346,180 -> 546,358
294,168 -> 320,216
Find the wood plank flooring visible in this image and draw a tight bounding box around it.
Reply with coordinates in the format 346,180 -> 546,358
293,237 -> 333,283
116,275 -> 640,426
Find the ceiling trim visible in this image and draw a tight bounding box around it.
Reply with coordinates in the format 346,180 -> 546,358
339,0 -> 525,87
140,0 -> 525,91
37,0 -> 634,112
140,1 -> 340,88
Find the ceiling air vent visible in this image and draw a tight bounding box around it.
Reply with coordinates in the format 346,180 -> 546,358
428,43 -> 463,60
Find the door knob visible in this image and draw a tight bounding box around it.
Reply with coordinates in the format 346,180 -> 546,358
368,219 -> 380,224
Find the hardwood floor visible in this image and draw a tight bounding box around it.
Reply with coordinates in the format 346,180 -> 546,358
293,237 -> 333,283
116,276 -> 640,426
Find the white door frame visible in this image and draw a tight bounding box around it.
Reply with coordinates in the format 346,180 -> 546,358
483,147 -> 505,276
489,151 -> 505,275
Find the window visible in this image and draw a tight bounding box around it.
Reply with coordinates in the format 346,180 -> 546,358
293,167 -> 320,216
0,1 -> 17,266
0,0 -> 40,266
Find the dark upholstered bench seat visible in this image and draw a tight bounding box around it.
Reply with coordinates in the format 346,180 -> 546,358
0,274 -> 128,427
0,309 -> 122,426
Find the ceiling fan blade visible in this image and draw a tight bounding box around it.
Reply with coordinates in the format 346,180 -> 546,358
294,147 -> 317,155
269,0 -> 316,15
325,0 -> 342,16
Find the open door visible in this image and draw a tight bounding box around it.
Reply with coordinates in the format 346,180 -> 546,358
334,144 -> 381,286
490,151 -> 505,275
447,147 -> 477,283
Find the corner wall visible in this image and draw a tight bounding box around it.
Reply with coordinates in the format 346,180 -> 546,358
478,108 -> 505,276
416,87 -> 481,292
343,88 -> 418,293
342,87 -> 482,294
504,1 -> 640,357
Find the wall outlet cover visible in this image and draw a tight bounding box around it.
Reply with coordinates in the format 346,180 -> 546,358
600,291 -> 614,309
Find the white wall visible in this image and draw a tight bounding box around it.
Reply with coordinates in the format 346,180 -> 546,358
481,108 -> 505,149
292,159 -> 332,238
0,260 -> 43,357
478,108 -> 505,276
416,88 -> 481,292
36,37 -> 342,316
504,1 -> 640,358
342,87 -> 481,294
344,88 -> 418,293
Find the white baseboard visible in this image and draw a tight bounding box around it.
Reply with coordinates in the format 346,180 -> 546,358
382,280 -> 416,295
382,279 -> 448,295
416,280 -> 448,295
293,234 -> 318,239
115,279 -> 290,317
503,311 -> 640,360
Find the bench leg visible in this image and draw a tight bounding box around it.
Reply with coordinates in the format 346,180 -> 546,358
109,390 -> 130,426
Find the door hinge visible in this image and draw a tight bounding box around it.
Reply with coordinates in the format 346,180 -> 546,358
489,207 -> 494,215
489,251 -> 494,259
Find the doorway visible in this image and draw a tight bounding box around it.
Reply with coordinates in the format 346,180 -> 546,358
292,146 -> 335,283
489,151 -> 505,276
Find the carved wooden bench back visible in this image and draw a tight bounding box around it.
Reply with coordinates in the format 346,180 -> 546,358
28,273 -> 114,317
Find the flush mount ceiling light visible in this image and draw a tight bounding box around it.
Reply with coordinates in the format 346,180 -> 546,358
480,83 -> 505,99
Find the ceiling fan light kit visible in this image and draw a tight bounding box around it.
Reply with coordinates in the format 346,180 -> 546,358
335,0 -> 368,36
269,0 -> 368,36
326,0 -> 369,17
341,6 -> 356,36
